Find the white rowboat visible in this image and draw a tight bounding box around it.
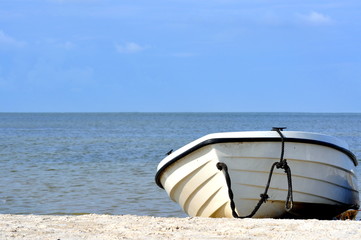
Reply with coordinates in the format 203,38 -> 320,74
155,129 -> 359,219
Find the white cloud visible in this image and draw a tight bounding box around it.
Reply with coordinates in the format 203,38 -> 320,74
115,42 -> 146,54
0,30 -> 26,48
297,11 -> 333,26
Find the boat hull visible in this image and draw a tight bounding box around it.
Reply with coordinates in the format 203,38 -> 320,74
156,131 -> 359,219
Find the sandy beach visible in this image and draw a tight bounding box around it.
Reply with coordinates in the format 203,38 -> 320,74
1,214 -> 361,240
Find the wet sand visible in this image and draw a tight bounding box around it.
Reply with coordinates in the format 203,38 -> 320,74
1,214 -> 361,240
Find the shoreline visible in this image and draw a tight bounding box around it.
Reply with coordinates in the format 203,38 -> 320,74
1,214 -> 361,239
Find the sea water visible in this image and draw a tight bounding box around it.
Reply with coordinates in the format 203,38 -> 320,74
0,113 -> 360,217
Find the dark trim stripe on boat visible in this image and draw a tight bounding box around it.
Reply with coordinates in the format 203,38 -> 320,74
155,137 -> 358,188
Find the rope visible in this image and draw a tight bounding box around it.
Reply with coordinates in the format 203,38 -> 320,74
273,127 -> 294,211
217,127 -> 294,218
216,162 -> 269,218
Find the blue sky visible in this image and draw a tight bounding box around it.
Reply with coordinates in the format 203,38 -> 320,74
1,0 -> 360,112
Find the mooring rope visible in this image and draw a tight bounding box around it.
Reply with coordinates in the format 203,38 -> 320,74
217,127 -> 294,218
273,127 -> 294,211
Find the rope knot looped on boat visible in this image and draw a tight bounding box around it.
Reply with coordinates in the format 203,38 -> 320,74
276,159 -> 290,173
216,162 -> 227,171
217,127 -> 294,218
260,194 -> 269,203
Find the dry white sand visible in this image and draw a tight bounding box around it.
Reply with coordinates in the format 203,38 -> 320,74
1,214 -> 361,240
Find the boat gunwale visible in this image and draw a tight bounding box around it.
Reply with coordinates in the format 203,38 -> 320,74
155,137 -> 358,188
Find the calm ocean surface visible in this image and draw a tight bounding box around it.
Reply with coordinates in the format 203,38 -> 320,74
0,113 -> 360,217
